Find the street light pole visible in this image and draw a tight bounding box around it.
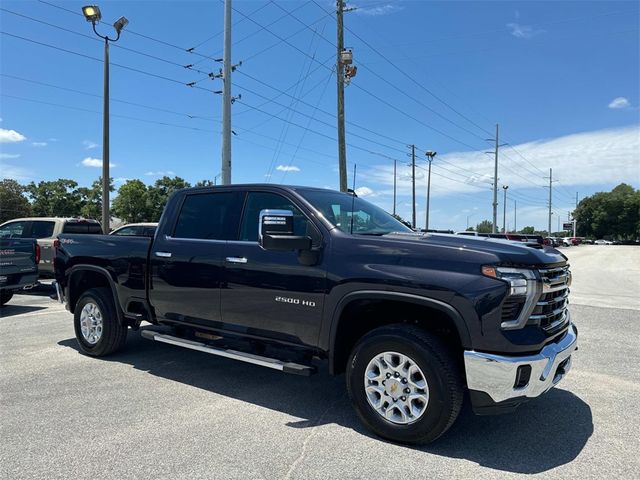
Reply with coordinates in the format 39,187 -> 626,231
102,35 -> 110,232
82,6 -> 128,233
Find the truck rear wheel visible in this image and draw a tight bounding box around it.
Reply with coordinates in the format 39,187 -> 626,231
0,290 -> 14,306
74,287 -> 127,356
346,325 -> 463,444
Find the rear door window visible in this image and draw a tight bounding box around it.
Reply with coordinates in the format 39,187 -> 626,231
29,221 -> 56,239
113,226 -> 141,236
173,192 -> 243,240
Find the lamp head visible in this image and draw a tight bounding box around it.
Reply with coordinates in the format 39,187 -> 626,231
425,150 -> 437,158
82,5 -> 102,23
114,16 -> 129,34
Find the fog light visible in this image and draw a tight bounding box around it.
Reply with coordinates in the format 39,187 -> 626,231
514,365 -> 532,388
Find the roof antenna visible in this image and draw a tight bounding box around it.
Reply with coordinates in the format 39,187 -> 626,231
349,164 -> 357,235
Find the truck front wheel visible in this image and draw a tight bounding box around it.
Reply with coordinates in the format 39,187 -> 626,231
346,325 -> 463,444
74,287 -> 127,356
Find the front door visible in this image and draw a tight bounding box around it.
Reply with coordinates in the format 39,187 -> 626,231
149,190 -> 244,328
221,191 -> 327,347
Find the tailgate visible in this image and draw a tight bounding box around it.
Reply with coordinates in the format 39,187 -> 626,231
0,238 -> 37,282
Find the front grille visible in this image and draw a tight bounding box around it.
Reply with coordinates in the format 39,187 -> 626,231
529,266 -> 571,334
501,297 -> 524,321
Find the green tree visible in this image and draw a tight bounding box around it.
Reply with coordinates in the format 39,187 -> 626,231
476,220 -> 493,233
195,179 -> 214,187
27,179 -> 83,217
112,180 -> 151,223
519,226 -> 535,234
465,226 -> 475,232
77,177 -> 114,220
0,179 -> 32,223
574,183 -> 639,240
147,176 -> 191,221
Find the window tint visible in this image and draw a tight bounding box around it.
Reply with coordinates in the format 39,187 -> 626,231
63,222 -> 103,234
239,192 -> 320,244
0,221 -> 27,238
113,226 -> 140,236
143,227 -> 157,237
173,192 -> 243,240
29,221 -> 56,239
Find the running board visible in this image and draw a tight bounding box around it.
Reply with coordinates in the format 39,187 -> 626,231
140,330 -> 315,376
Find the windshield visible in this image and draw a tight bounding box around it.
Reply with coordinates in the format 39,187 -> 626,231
298,189 -> 413,235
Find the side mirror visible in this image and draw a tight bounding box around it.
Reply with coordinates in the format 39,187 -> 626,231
259,209 -> 312,251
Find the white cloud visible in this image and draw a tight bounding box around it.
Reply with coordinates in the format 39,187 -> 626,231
360,125 -> 640,199
81,157 -> 115,168
275,165 -> 300,172
114,177 -> 130,184
83,139 -> 99,149
144,170 -> 175,176
608,97 -> 631,109
32,141 -> 47,147
355,186 -> 375,197
0,153 -> 20,159
506,22 -> 544,39
353,3 -> 404,16
0,128 -> 26,143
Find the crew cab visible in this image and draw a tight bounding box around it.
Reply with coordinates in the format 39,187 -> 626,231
0,237 -> 38,306
54,185 -> 578,444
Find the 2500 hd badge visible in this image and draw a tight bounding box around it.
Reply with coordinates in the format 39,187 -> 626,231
275,296 -> 316,307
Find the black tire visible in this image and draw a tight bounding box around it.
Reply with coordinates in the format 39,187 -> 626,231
0,290 -> 14,306
74,287 -> 127,356
346,325 -> 463,444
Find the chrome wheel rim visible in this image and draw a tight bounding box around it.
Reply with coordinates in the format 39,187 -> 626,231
79,302 -> 103,345
364,351 -> 429,425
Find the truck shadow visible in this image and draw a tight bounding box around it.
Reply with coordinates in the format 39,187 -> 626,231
58,332 -> 592,474
0,304 -> 47,317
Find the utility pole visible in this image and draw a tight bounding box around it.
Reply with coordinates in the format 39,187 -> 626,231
513,200 -> 517,232
425,150 -> 436,232
393,159 -> 397,216
573,192 -> 578,237
336,0 -> 347,192
546,168 -> 554,236
486,124 -> 505,233
502,185 -> 509,233
220,0 -> 232,185
410,144 -> 416,229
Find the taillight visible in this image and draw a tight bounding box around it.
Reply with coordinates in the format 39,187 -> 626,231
35,243 -> 41,263
53,239 -> 60,250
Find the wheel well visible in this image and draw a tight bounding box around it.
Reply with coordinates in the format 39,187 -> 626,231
69,270 -> 112,313
331,299 -> 464,375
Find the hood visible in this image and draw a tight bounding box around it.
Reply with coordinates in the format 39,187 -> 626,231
382,232 -> 567,267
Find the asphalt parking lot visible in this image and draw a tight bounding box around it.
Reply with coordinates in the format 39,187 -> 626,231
1,245 -> 639,479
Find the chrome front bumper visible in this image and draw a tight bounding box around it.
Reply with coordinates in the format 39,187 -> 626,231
464,321 -> 578,404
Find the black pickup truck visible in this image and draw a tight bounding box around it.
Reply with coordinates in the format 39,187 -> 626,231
54,184 -> 577,444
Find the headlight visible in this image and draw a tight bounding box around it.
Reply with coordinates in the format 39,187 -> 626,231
483,266 -> 541,329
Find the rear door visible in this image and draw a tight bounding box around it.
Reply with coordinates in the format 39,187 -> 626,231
149,190 -> 244,328
221,190 -> 327,347
27,220 -> 56,270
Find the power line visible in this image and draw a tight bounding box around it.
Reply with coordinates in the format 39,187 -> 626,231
0,31 -> 217,94
0,7 -> 211,76
310,0 -> 494,139
229,2 -> 485,151
0,73 -> 220,121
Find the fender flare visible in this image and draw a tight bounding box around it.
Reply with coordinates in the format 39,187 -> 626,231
328,290 -> 472,373
66,265 -> 124,323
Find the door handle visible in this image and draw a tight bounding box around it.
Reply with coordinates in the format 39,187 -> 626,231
226,256 -> 248,264
155,251 -> 172,258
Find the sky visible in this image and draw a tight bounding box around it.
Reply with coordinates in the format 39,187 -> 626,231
1,0 -> 639,232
